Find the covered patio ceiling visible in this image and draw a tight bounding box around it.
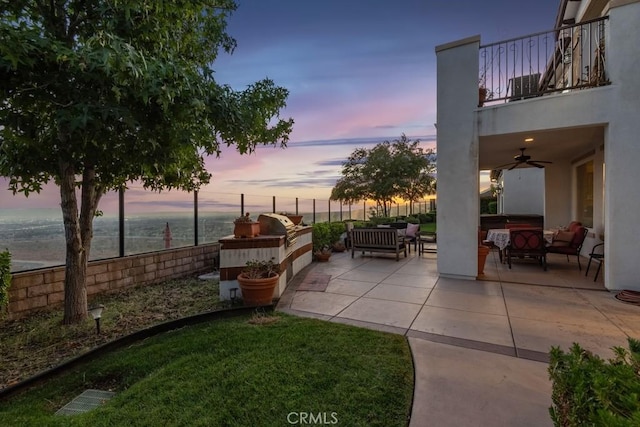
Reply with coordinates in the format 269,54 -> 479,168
478,125 -> 605,171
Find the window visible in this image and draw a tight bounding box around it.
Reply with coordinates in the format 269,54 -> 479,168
576,160 -> 594,228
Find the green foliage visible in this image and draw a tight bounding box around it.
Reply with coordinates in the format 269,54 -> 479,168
329,222 -> 346,244
0,250 -> 11,313
480,197 -> 497,214
330,134 -> 436,216
241,258 -> 278,279
0,1 -> 292,323
417,213 -> 435,223
312,222 -> 334,252
548,339 -> 640,426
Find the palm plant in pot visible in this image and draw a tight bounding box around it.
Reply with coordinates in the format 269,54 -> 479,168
236,257 -> 280,306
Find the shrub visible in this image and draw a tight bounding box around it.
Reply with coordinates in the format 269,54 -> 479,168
329,222 -> 346,244
312,222 -> 333,252
488,201 -> 498,214
548,339 -> 640,426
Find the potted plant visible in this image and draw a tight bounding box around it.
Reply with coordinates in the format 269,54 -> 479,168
236,258 -> 280,306
312,222 -> 333,261
330,222 -> 347,252
233,212 -> 260,238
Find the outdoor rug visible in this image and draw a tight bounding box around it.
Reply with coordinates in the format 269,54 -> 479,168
297,274 -> 332,292
615,290 -> 640,306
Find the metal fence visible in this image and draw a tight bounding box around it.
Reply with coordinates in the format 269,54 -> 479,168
1,185 -> 435,272
479,16 -> 609,105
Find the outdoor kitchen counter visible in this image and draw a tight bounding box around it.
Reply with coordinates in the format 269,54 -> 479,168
218,226 -> 313,302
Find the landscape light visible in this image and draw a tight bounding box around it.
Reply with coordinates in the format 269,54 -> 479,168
229,287 -> 238,306
89,304 -> 105,335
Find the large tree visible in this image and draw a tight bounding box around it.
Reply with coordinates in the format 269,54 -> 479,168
330,134 -> 435,217
0,1 -> 293,324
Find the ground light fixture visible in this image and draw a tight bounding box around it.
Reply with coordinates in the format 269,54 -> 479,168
88,304 -> 105,335
229,287 -> 238,306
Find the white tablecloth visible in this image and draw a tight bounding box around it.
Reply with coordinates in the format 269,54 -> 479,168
485,229 -> 554,250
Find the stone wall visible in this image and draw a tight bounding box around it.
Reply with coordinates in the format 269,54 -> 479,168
7,244 -> 219,319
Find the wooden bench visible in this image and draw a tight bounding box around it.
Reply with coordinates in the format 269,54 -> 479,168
350,228 -> 407,261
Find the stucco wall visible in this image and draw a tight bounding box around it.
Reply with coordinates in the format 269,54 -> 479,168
502,168 -> 544,215
7,244 -> 219,318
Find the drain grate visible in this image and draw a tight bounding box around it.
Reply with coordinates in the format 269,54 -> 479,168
55,389 -> 116,416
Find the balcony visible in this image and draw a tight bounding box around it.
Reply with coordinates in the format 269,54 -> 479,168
479,16 -> 609,106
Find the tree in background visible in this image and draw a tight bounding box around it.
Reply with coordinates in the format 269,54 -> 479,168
0,1 -> 293,324
330,134 -> 436,217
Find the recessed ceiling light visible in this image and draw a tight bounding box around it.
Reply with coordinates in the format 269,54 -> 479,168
524,137 -> 534,142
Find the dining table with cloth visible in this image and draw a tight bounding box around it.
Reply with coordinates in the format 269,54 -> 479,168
485,228 -> 555,263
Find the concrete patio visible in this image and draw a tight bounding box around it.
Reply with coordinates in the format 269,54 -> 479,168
277,247 -> 640,426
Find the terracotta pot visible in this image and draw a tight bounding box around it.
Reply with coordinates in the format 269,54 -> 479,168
237,273 -> 279,306
286,215 -> 304,225
478,246 -> 491,276
314,251 -> 331,262
332,242 -> 346,252
234,222 -> 260,238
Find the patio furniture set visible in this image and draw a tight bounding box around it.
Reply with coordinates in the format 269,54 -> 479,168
484,221 -> 603,279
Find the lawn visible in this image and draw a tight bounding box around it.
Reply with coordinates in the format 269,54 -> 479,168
0,276 -> 414,426
0,313 -> 414,426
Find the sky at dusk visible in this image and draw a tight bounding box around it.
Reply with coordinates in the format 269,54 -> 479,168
1,0 -> 561,213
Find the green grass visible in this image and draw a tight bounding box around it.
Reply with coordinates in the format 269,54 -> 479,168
420,222 -> 436,233
0,313 -> 413,426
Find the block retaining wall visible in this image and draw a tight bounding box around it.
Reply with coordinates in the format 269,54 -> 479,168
7,243 -> 219,319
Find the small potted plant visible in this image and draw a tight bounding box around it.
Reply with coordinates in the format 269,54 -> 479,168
330,222 -> 347,252
236,258 -> 280,306
233,212 -> 260,238
312,222 -> 333,261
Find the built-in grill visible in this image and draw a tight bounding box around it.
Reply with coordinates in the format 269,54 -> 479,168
258,213 -> 297,248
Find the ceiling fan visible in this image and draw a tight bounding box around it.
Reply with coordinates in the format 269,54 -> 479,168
495,147 -> 552,170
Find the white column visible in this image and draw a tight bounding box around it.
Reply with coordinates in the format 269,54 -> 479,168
435,36 -> 481,280
603,0 -> 640,290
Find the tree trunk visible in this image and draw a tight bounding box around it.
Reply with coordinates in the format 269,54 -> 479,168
59,160 -> 103,325
59,161 -> 87,324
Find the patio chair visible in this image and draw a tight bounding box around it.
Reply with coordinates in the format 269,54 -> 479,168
546,226 -> 589,270
585,242 -> 604,281
506,228 -> 547,271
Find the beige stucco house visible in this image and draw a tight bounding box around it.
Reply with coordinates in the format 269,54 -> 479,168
435,0 -> 640,290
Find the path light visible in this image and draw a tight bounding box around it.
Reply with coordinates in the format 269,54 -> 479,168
89,304 -> 105,335
229,288 -> 238,306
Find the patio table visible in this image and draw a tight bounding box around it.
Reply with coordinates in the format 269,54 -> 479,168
485,228 -> 554,263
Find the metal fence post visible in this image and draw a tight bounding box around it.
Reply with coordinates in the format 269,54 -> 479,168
119,188 -> 125,257
194,190 -> 199,246
272,196 -> 276,213
313,199 -> 316,223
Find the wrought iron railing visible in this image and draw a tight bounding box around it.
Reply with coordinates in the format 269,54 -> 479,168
479,16 -> 609,105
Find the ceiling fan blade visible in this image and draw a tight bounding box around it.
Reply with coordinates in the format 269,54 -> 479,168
494,162 -> 517,169
508,163 -> 520,171
527,161 -> 552,168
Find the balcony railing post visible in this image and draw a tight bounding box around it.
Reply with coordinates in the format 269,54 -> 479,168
328,199 -> 331,223
313,199 -> 316,224
240,193 -> 244,217
272,196 -> 276,214
296,197 -> 299,215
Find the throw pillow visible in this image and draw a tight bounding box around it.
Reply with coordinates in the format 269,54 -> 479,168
397,229 -> 407,238
551,230 -> 574,247
406,223 -> 420,238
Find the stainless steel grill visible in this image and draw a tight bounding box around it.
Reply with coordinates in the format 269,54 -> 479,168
258,214 -> 297,248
